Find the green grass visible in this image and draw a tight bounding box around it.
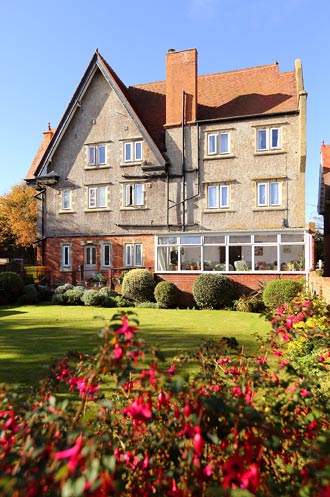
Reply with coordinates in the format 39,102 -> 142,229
0,304 -> 270,387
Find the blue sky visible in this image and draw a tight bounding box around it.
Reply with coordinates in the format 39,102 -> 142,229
0,0 -> 327,223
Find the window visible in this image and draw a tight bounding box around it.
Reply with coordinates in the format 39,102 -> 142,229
125,244 -> 142,266
124,140 -> 143,162
88,186 -> 107,209
257,128 -> 281,151
62,189 -> 71,210
102,243 -> 111,267
207,132 -> 230,155
88,145 -> 107,166
207,184 -> 230,209
124,184 -> 144,207
257,181 -> 281,207
61,244 -> 71,268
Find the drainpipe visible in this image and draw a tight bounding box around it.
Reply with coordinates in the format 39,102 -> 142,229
182,91 -> 186,232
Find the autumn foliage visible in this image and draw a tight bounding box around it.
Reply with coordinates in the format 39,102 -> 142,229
0,182 -> 36,247
0,301 -> 330,496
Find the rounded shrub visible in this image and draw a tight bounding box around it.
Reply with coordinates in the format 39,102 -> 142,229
54,283 -> 74,295
18,284 -> 39,305
0,272 -> 24,303
97,287 -> 119,307
262,278 -> 303,309
192,273 -> 235,309
114,295 -> 132,308
64,287 -> 84,305
154,281 -> 179,308
81,289 -> 102,307
122,269 -> 155,303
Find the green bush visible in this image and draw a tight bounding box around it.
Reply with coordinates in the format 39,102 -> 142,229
192,273 -> 235,309
36,284 -> 53,302
18,284 -> 39,305
122,269 -> 155,303
54,283 -> 74,295
52,293 -> 67,305
154,281 -> 178,308
64,287 -> 84,305
234,291 -> 265,313
114,295 -> 133,308
81,289 -> 102,306
262,278 -> 302,309
0,271 -> 24,303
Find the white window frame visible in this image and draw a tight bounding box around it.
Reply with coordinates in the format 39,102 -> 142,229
124,140 -> 143,162
88,145 -> 107,166
257,181 -> 281,207
257,128 -> 281,151
61,244 -> 71,269
207,184 -> 230,209
124,184 -> 144,207
88,186 -> 107,209
101,243 -> 111,268
125,244 -> 142,267
207,132 -> 230,156
62,189 -> 71,210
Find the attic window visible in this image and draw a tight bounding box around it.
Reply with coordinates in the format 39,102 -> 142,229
88,145 -> 107,166
124,141 -> 143,163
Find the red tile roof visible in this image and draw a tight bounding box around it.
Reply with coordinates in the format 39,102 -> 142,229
28,54 -> 299,179
129,62 -> 298,151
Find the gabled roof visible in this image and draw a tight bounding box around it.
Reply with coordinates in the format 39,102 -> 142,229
25,126 -> 56,181
27,51 -> 301,182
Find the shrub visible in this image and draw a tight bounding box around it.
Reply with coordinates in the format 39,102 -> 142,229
192,273 -> 235,309
0,271 -> 24,303
54,283 -> 74,295
114,295 -> 133,308
234,291 -> 265,313
154,281 -> 178,308
18,284 -> 39,305
122,269 -> 155,303
64,287 -> 84,305
36,284 -> 53,302
52,292 -> 67,305
135,301 -> 160,308
262,278 -> 302,309
81,289 -> 102,306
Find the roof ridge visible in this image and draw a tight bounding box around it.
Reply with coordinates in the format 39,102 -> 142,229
198,62 -> 282,79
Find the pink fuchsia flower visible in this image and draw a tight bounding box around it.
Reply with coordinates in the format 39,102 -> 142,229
54,434 -> 83,472
256,355 -> 267,365
300,388 -> 309,397
113,343 -> 123,360
276,304 -> 288,314
193,427 -> 204,457
122,396 -> 152,421
165,364 -> 176,375
240,463 -> 260,492
286,316 -> 293,329
115,315 -> 138,340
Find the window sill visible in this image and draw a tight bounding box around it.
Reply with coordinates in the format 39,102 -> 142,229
254,150 -> 286,157
84,208 -> 111,212
59,210 -> 76,214
252,207 -> 286,212
204,208 -> 235,213
120,162 -> 144,167
84,165 -> 111,170
204,154 -> 235,160
120,206 -> 148,211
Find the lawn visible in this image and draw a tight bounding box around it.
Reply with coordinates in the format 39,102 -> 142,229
0,304 -> 270,387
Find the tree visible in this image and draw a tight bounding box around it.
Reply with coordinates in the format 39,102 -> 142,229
0,182 -> 37,254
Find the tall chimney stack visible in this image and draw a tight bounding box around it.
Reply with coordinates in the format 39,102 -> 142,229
166,48 -> 198,126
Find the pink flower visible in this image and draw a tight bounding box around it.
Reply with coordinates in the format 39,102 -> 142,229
115,315 -> 138,340
113,343 -> 123,360
193,427 -> 204,457
54,434 -> 83,472
122,397 -> 152,421
300,388 -> 309,397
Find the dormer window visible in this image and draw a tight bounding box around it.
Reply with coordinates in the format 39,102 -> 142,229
124,140 -> 143,163
88,145 -> 107,166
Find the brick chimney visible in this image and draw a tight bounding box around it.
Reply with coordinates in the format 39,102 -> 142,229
166,48 -> 198,126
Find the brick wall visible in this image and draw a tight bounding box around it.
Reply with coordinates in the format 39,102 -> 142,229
308,271 -> 330,303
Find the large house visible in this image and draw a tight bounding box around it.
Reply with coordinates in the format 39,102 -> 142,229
318,142 -> 330,276
26,48 -> 311,301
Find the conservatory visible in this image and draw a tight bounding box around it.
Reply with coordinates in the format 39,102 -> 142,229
156,231 -> 312,273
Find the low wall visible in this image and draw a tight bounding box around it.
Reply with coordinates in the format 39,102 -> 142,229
308,271 -> 330,303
